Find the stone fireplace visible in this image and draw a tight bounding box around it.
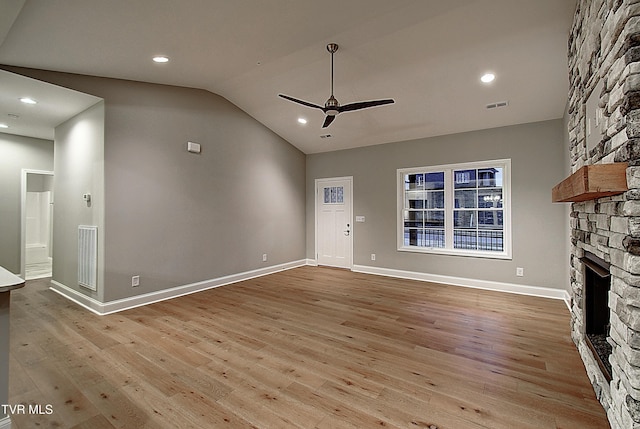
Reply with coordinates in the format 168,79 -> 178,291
566,1 -> 640,428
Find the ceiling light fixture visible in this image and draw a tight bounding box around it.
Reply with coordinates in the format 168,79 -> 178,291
481,73 -> 495,83
19,97 -> 37,104
152,56 -> 169,63
0,123 -> 8,129
297,118 -> 307,125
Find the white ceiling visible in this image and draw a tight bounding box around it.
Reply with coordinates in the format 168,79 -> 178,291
0,70 -> 101,140
0,0 -> 576,153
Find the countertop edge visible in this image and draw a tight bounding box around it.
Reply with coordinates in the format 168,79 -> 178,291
0,266 -> 25,292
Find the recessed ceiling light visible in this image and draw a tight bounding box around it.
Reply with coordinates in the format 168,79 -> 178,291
152,56 -> 169,63
19,97 -> 37,104
0,123 -> 8,129
481,73 -> 495,83
297,117 -> 307,125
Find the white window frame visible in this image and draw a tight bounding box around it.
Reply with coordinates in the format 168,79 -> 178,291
397,159 -> 512,260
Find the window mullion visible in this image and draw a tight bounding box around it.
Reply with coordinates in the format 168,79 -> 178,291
444,168 -> 454,249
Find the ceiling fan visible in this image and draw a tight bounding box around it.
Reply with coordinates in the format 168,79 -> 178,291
278,43 -> 395,128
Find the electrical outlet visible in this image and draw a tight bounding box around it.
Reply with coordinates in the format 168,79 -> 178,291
371,253 -> 376,261
516,267 -> 524,277
262,253 -> 267,262
131,275 -> 140,287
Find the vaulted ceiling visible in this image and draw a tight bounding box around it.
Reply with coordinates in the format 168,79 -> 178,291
0,0 -> 576,154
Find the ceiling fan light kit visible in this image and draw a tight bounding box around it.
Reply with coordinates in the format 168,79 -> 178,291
279,43 -> 395,128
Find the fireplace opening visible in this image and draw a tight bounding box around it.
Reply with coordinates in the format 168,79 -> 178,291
581,251 -> 612,381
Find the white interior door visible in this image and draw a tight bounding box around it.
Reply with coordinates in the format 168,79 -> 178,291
316,177 -> 352,268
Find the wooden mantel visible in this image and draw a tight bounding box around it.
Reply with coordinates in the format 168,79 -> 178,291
552,163 -> 628,202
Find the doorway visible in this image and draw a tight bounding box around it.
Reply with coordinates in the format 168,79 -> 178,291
315,177 -> 353,268
21,170 -> 54,280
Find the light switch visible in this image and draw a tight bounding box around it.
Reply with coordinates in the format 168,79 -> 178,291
355,216 -> 365,222
187,141 -> 201,154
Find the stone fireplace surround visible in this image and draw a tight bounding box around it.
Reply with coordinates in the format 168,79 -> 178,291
568,1 -> 640,427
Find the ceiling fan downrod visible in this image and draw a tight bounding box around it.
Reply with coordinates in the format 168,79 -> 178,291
324,43 -> 340,115
327,43 -> 339,98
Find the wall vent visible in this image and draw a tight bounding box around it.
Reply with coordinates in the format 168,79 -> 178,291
78,225 -> 98,291
486,101 -> 509,109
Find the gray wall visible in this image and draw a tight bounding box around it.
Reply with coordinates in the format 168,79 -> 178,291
101,79 -> 306,301
307,119 -> 568,289
4,67 -> 306,302
0,132 -> 53,273
54,102 -> 105,300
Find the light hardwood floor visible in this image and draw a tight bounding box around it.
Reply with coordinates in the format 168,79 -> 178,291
8,266 -> 609,428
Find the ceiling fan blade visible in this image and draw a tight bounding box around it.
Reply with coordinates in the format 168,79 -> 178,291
278,94 -> 324,110
322,115 -> 336,128
338,99 -> 395,113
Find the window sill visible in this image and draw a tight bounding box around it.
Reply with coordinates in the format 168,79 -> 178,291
397,246 -> 512,260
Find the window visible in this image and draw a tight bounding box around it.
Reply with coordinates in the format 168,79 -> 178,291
398,159 -> 511,259
323,186 -> 344,204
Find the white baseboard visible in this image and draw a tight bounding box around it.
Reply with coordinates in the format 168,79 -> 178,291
563,290 -> 572,311
50,259 -> 570,316
0,415 -> 11,429
351,264 -> 569,301
50,259 -> 308,315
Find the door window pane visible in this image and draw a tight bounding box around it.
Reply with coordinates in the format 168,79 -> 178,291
324,186 -> 344,204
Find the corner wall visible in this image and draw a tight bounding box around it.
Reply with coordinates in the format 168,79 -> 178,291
54,101 -> 105,301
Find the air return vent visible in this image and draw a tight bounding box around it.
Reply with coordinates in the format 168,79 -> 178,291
78,225 -> 98,291
486,101 -> 509,109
